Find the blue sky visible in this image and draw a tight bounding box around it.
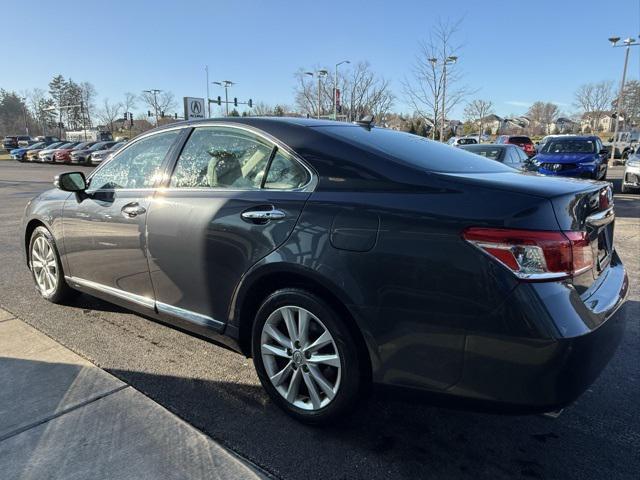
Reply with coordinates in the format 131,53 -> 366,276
1,0 -> 639,119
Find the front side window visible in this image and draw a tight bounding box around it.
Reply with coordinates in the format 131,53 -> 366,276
171,127 -> 273,189
89,129 -> 180,190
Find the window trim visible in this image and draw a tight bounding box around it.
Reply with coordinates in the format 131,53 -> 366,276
164,122 -> 317,193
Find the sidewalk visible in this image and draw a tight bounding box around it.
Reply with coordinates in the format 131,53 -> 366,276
0,308 -> 267,480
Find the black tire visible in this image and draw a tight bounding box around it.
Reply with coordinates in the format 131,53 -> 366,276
28,226 -> 77,303
252,288 -> 366,424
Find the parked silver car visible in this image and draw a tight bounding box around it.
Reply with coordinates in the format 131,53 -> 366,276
621,152 -> 640,193
90,141 -> 126,165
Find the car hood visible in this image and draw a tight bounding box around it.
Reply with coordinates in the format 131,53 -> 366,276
10,148 -> 27,154
536,152 -> 597,164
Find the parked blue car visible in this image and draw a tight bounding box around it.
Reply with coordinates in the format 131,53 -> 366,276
10,142 -> 47,162
534,136 -> 608,180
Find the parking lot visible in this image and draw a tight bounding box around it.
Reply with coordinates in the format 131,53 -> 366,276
0,160 -> 638,480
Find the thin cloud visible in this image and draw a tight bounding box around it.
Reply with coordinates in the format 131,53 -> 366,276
505,100 -> 532,107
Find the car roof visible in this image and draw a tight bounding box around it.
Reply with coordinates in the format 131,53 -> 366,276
152,116 -> 355,132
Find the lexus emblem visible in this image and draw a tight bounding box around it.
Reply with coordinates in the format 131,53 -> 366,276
191,100 -> 202,114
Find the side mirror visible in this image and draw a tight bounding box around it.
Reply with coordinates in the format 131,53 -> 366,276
54,172 -> 87,192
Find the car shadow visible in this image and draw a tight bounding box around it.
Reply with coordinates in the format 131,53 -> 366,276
98,299 -> 639,480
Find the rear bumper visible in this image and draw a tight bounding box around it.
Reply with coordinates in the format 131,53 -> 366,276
371,251 -> 628,413
450,251 -> 628,412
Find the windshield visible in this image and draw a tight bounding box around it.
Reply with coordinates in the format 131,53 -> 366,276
317,126 -> 513,173
541,139 -> 596,154
27,142 -> 46,149
111,142 -> 125,150
460,145 -> 504,160
89,142 -> 109,151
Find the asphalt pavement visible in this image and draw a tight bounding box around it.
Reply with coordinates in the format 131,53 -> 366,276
0,160 -> 638,480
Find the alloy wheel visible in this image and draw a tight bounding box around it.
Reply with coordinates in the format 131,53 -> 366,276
260,306 -> 341,411
31,236 -> 58,296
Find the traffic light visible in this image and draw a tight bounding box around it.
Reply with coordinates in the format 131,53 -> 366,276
160,111 -> 165,118
234,97 -> 238,107
216,96 -> 221,105
148,110 -> 152,117
248,99 -> 253,108
174,113 -> 178,119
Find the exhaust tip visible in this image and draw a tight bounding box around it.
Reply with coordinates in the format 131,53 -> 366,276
541,409 -> 564,419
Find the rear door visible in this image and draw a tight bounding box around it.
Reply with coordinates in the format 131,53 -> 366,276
62,129 -> 183,307
146,125 -> 313,331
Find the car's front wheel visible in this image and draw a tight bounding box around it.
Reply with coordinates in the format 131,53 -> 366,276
29,226 -> 76,303
252,289 -> 365,424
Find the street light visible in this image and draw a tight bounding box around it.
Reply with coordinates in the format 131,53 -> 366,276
143,89 -> 162,126
429,56 -> 458,141
334,60 -> 350,120
305,70 -> 329,119
608,36 -> 639,165
213,80 -> 235,116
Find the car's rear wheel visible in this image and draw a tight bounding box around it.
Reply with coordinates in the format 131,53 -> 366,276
29,226 -> 76,303
252,289 -> 365,424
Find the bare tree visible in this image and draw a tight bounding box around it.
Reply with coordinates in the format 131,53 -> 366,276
96,98 -> 123,132
79,81 -> 97,128
293,61 -> 393,122
574,81 -> 614,131
526,101 -> 559,135
123,92 -> 137,115
463,99 -> 494,140
252,101 -> 274,116
139,90 -> 177,124
402,18 -> 475,139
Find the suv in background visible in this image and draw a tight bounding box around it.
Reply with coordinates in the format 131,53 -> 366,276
495,135 -> 535,157
16,135 -> 33,147
604,131 -> 640,161
3,136 -> 19,151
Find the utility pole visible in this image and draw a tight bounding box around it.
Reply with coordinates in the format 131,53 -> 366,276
304,70 -> 328,119
205,66 -> 211,118
143,89 -> 162,126
20,97 -> 29,136
608,36 -> 638,165
429,56 -> 458,141
334,60 -> 350,121
213,81 -> 234,116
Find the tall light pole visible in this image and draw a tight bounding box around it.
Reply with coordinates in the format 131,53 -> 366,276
608,36 -> 639,165
305,70 -> 328,119
429,56 -> 458,141
205,66 -> 210,117
213,80 -> 235,116
20,97 -> 29,136
143,89 -> 162,126
334,60 -> 350,121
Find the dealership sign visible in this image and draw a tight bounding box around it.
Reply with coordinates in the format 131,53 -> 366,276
183,97 -> 206,120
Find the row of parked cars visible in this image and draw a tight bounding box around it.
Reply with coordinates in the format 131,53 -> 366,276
450,133 -> 611,181
8,139 -> 126,166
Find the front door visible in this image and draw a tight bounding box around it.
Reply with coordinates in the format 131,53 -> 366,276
146,125 -> 313,329
62,129 -> 182,306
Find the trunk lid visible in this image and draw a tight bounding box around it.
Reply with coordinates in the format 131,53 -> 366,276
443,171 -> 614,289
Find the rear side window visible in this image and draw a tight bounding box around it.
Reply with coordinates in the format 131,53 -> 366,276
170,126 -> 310,190
170,127 -> 273,189
509,136 -> 532,145
317,126 -> 513,173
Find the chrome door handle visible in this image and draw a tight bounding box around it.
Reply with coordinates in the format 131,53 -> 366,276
241,208 -> 286,221
121,203 -> 146,218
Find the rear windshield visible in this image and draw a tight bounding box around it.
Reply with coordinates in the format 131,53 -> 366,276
509,136 -> 532,145
541,139 -> 596,154
460,145 -> 504,160
316,126 -> 513,173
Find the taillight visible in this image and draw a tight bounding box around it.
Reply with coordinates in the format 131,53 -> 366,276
462,227 -> 593,281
